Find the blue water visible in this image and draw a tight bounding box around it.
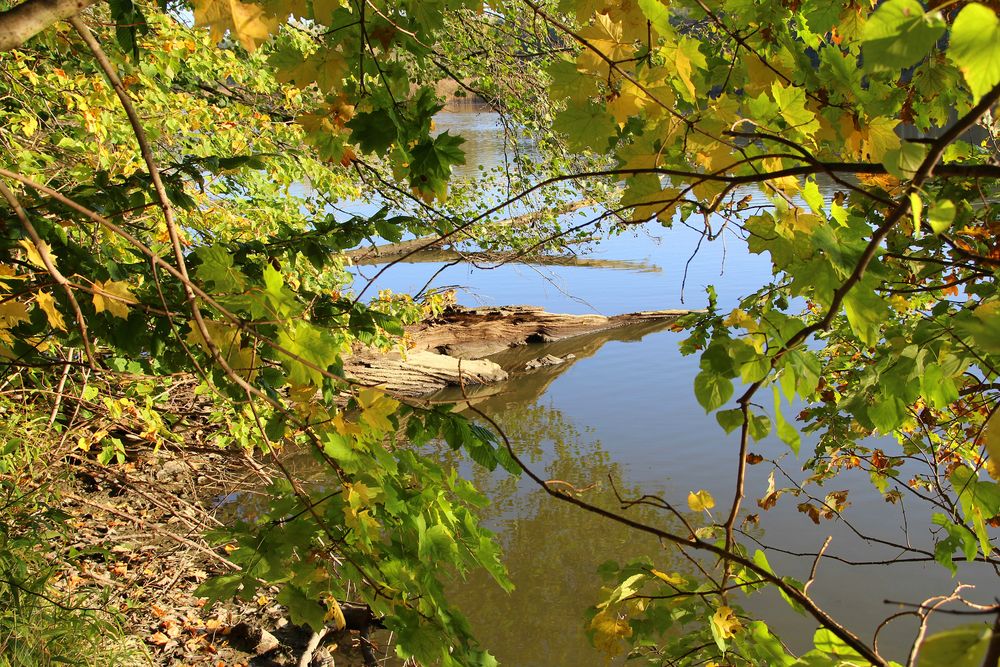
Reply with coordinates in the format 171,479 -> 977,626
345,111 -> 997,666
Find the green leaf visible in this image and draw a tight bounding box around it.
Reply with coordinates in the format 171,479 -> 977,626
868,395 -> 907,433
843,287 -> 889,346
773,388 -> 801,455
813,628 -> 863,659
409,132 -> 466,198
745,621 -> 796,666
195,245 -> 246,291
716,408 -> 744,434
694,370 -> 734,412
802,179 -> 824,216
419,524 -> 458,561
932,513 -> 977,574
919,623 -> 992,667
862,0 -> 946,72
194,573 -> 243,604
748,413 -> 772,441
277,584 -> 327,632
928,199 -> 956,234
771,81 -> 819,136
884,141 -> 928,179
276,320 -> 340,386
637,0 -> 672,37
346,108 -> 397,154
554,102 -> 616,152
740,354 -> 771,384
949,3 -> 1000,102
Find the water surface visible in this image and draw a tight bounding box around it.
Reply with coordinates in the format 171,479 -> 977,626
348,111 -> 997,666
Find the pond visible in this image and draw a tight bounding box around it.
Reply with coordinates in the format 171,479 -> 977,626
346,111 -> 996,666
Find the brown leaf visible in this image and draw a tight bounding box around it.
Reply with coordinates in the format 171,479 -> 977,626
797,502 -> 821,524
147,631 -> 170,646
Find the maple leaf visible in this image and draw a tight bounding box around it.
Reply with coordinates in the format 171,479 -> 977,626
92,280 -> 136,319
577,13 -> 630,70
276,47 -> 348,92
0,301 -> 30,329
35,291 -> 66,331
18,238 -> 53,270
711,606 -> 743,641
606,79 -> 647,124
193,0 -> 279,51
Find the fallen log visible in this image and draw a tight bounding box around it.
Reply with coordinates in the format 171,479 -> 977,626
350,246 -> 663,273
344,348 -> 509,397
344,199 -> 595,264
409,305 -> 692,359
344,305 -> 693,397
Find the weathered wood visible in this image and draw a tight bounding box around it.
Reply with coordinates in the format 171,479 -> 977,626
350,246 -> 663,272
343,199 -> 595,264
344,348 -> 508,397
343,305 -> 693,397
409,305 -> 691,359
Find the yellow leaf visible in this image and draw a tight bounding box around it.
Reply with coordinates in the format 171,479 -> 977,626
650,569 -> 686,586
18,239 -> 53,270
332,412 -> 364,437
325,598 -> 346,631
345,481 -> 376,507
35,291 -> 66,331
984,413 -> 1000,481
92,280 -> 136,319
186,318 -> 240,354
688,489 -> 715,512
0,301 -> 30,328
711,605 -> 742,639
357,387 -> 398,432
577,13 -> 630,70
607,80 -> 648,125
277,48 -> 348,92
193,0 -> 279,51
0,264 -> 24,282
590,608 -> 632,659
312,0 -> 349,22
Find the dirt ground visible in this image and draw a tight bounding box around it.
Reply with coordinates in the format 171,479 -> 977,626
48,441 -> 394,667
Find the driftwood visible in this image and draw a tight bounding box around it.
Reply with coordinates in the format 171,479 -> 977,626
344,305 -> 693,397
344,199 -> 594,264
409,305 -> 691,359
350,246 -> 663,272
344,348 -> 509,397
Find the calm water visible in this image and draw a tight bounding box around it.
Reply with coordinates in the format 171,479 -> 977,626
346,112 -> 996,665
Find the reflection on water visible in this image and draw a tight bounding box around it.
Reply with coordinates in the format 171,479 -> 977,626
442,385 -> 689,667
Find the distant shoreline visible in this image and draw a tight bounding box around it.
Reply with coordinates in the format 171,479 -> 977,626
435,78 -> 490,110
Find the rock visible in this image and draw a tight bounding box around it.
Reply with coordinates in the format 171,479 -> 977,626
155,460 -> 188,483
227,622 -> 280,655
524,354 -> 567,370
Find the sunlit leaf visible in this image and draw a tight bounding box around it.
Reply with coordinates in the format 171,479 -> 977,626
687,489 -> 715,512
949,3 -> 1000,102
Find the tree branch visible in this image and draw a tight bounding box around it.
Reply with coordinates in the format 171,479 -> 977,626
0,0 -> 98,51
